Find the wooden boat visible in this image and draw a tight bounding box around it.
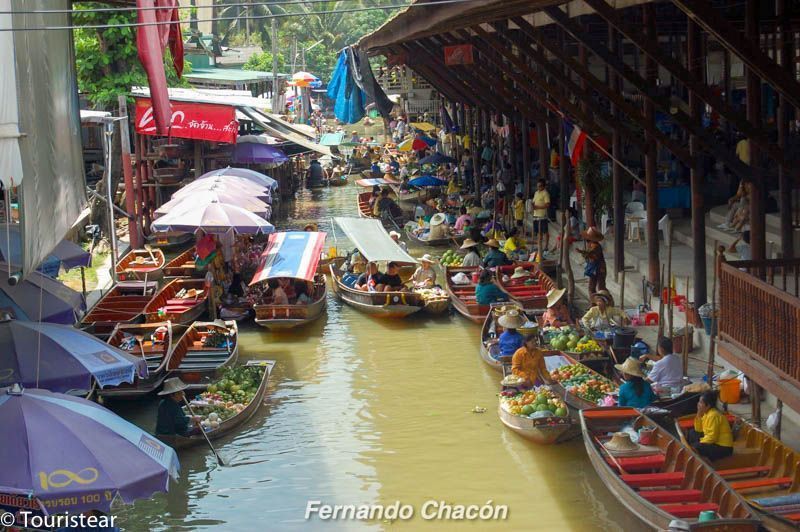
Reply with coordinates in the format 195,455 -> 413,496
390,184 -> 427,204
79,281 -> 158,338
676,414 -> 800,531
480,305 -> 504,372
159,359 -> 275,449
145,231 -> 193,252
581,407 -> 761,530
144,277 -> 207,325
548,353 -> 618,411
164,248 -> 204,278
98,322 -> 174,399
329,264 -> 423,318
404,224 -> 463,248
357,191 -> 378,218
168,320 -> 239,388
444,266 -> 489,323
420,297 -> 450,315
495,262 -> 554,310
327,174 -> 348,187
254,274 -> 327,329
318,256 -> 345,275
498,404 -> 575,445
116,248 -> 166,281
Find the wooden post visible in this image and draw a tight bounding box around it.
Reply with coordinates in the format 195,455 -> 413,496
472,108 -> 481,197
666,223 -> 674,339
643,4 -> 660,287
117,95 -> 140,249
682,275 -> 690,375
706,244 -> 722,383
193,141 -> 203,178
537,120 -> 548,194
609,23 -> 624,277
687,18 -> 707,305
776,0 -> 795,259
746,0 -> 766,265
751,380 -> 762,427
657,267 -> 665,341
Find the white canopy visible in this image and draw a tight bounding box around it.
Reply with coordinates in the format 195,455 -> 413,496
0,0 -> 23,188
334,218 -> 417,264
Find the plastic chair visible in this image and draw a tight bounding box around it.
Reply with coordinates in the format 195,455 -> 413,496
625,202 -> 646,242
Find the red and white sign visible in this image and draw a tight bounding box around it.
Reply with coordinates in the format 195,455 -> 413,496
134,97 -> 238,144
444,44 -> 474,66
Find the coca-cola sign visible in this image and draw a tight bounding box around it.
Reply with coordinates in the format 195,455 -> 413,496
134,97 -> 238,144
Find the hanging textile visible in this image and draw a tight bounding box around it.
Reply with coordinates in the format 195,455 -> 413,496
327,47 -> 393,124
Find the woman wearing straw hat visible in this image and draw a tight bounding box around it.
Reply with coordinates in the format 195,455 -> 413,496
511,334 -> 553,387
541,288 -> 573,328
460,239 -> 481,267
577,226 -> 607,294
411,254 -> 437,289
482,238 -> 511,268
581,290 -> 629,330
497,309 -> 527,357
155,378 -> 197,437
615,358 -> 656,408
428,213 -> 449,240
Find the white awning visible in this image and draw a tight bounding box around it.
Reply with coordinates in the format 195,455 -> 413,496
241,107 -> 333,157
0,1 -> 23,188
334,218 -> 417,264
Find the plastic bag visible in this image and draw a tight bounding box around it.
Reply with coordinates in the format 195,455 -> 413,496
766,410 -> 780,433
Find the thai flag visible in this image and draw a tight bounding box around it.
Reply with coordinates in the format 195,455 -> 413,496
564,119 -> 587,166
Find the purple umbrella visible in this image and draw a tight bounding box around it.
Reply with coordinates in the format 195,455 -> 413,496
0,319 -> 147,393
0,223 -> 90,272
150,200 -> 274,235
233,142 -> 289,165
0,386 -> 179,514
154,190 -> 272,220
0,263 -> 84,324
198,167 -> 278,190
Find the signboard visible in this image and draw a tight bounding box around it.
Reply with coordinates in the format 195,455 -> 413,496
134,97 -> 238,144
444,44 -> 474,65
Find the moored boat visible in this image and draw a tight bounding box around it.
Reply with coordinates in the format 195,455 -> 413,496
98,322 -> 174,399
498,387 -> 575,444
164,248 -> 204,278
145,231 -> 194,251
159,359 -> 275,449
330,265 -> 423,318
116,248 -> 166,281
444,266 -> 489,323
548,353 -> 618,411
676,414 -> 800,531
168,320 -> 239,388
495,262 -> 554,310
327,174 -> 348,187
404,224 -> 463,248
357,191 -> 378,219
581,407 -> 760,530
144,278 -> 208,325
79,281 -> 158,338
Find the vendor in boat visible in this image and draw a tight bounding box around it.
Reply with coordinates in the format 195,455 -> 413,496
389,230 -> 408,252
454,207 -> 473,234
498,309 -> 526,358
502,227 -> 526,259
389,156 -> 400,173
295,281 -> 313,304
475,269 -> 509,305
460,239 -> 481,267
428,213 -> 449,240
541,288 -> 573,328
356,262 -> 381,291
482,239 -> 512,268
375,188 -> 403,219
155,378 -> 197,437
370,160 -> 382,179
376,262 -> 407,292
269,279 -> 289,305
641,337 -> 684,390
580,290 -> 629,330
511,334 -> 553,386
615,358 -> 656,408
368,185 -> 381,210
687,390 -> 734,461
481,214 -> 505,240
411,254 -> 437,289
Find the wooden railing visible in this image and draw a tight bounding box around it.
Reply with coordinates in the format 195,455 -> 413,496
719,258 -> 800,384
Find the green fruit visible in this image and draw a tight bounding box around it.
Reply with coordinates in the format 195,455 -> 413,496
535,404 -> 550,412
521,404 -> 534,415
569,333 -> 579,343
555,407 -> 568,417
536,394 -> 548,405
207,384 -> 218,394
567,340 -> 578,350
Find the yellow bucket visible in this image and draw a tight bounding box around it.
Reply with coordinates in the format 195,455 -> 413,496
328,246 -> 338,258
718,378 -> 741,404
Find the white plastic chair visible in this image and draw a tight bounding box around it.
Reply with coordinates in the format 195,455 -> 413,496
625,202 -> 646,242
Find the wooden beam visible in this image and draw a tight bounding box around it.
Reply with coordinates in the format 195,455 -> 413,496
609,23 -> 624,277
688,17 -> 708,305
644,4 -> 660,288
398,43 -> 481,107
777,0 -> 795,259
745,0 -> 766,263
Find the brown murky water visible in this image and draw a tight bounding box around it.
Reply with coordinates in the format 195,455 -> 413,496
113,185 -> 645,531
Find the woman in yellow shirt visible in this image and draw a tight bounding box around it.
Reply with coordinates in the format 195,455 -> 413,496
511,335 -> 553,387
688,390 -> 734,461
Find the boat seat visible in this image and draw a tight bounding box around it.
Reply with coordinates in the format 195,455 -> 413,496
641,489 -> 702,504
717,466 -> 772,479
622,472 -> 685,488
785,513 -> 800,521
729,477 -> 793,491
584,408 -> 638,419
677,415 -> 737,430
166,298 -> 200,305
606,454 -> 666,472
658,502 -> 718,518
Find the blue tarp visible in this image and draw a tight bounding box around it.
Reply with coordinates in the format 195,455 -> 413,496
327,51 -> 366,124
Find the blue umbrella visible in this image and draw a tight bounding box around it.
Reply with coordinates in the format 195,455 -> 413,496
0,223 -> 90,275
409,175 -> 448,188
0,386 -> 179,515
0,319 -> 148,393
0,262 -> 84,325
418,152 -> 457,165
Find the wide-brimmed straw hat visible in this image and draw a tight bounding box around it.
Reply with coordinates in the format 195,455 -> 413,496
546,288 -> 566,309
510,267 -> 531,280
614,357 -> 646,378
498,309 -> 527,329
430,213 -> 447,226
485,238 -> 500,248
604,432 -> 639,452
158,377 -> 189,396
389,230 -> 401,239
460,239 -> 479,250
419,254 -> 435,264
592,289 -> 614,306
581,227 -> 605,242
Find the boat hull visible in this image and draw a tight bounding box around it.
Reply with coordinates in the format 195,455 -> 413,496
330,264 -> 422,318
498,406 -> 575,444
255,296 -> 327,329
421,298 -> 450,315
145,232 -> 194,252
116,249 -> 166,282
445,266 -> 489,323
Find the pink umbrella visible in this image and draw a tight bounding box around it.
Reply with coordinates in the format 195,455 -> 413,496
154,190 -> 271,219
150,201 -> 274,235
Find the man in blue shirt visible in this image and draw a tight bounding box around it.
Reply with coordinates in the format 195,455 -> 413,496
497,309 -> 526,357
482,239 -> 512,268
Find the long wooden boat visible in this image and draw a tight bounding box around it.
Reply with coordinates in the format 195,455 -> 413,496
79,281 -> 158,338
390,184 -> 426,204
116,248 -> 166,281
357,191 -> 378,219
168,320 -> 240,388
327,174 -> 348,187
498,405 -> 575,445
581,407 -> 761,530
145,231 -> 193,252
548,353 -> 618,411
444,266 -> 489,323
329,264 -> 423,318
676,414 -> 800,531
404,224 -> 463,248
254,275 -> 327,329
164,248 -> 204,278
98,322 -> 174,399
420,297 -> 450,316
144,278 -> 207,325
159,359 -> 275,449
495,262 -> 554,310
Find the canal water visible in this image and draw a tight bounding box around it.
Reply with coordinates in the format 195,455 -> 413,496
113,185 -> 644,531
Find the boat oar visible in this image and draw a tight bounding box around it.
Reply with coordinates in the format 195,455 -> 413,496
182,397 -> 227,467
593,435 -> 629,475
144,243 -> 157,264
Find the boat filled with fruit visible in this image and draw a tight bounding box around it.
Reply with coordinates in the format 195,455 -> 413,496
415,286 -> 450,315
159,360 -> 275,449
497,386 -> 575,444
543,326 -> 604,356
439,249 -> 463,268
548,355 -> 618,410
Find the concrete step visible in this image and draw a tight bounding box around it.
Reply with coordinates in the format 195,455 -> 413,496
708,204 -> 786,233
672,215 -> 785,260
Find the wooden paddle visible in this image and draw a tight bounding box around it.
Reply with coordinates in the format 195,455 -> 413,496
144,243 -> 157,264
594,435 -> 629,475
183,397 -> 227,467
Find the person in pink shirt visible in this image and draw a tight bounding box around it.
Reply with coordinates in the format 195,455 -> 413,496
454,207 -> 473,233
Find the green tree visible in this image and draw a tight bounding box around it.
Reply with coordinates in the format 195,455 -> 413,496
243,51 -> 287,73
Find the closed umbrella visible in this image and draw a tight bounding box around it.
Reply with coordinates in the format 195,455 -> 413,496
151,201 -> 274,235
0,263 -> 84,324
198,167 -> 278,191
0,224 -> 90,273
0,319 -> 147,393
0,386 -> 179,515
154,191 -> 271,220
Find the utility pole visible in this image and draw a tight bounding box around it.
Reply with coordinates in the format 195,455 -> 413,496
271,17 -> 278,113
245,1 -> 250,45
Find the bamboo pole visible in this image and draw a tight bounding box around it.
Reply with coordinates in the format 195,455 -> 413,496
657,266 -> 665,341
706,243 -> 721,383
682,275 -> 691,376
619,269 -> 626,310
666,223 -> 674,339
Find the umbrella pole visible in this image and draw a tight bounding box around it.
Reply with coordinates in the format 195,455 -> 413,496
183,397 -> 227,466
